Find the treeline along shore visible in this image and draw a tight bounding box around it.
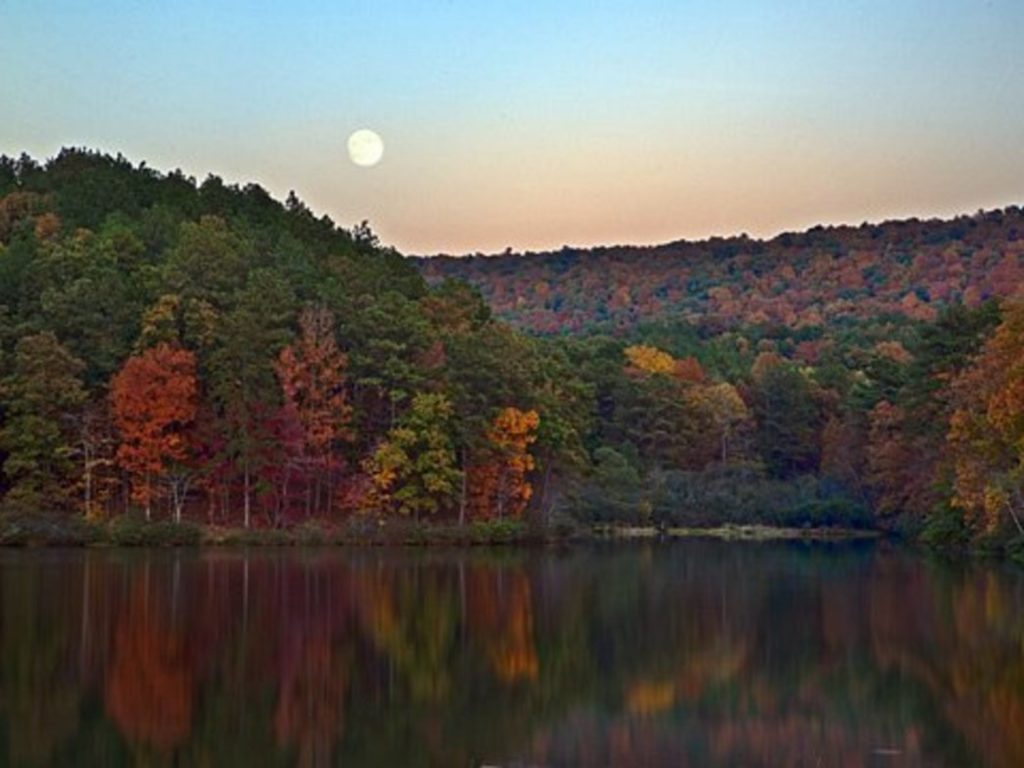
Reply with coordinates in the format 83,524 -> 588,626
1,149 -> 1024,559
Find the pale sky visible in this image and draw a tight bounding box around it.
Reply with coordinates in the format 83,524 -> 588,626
3,1 -> 1023,254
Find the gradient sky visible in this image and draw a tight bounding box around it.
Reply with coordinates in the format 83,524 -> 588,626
3,1 -> 1023,254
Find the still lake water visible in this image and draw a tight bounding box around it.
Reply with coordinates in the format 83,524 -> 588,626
0,541 -> 1021,767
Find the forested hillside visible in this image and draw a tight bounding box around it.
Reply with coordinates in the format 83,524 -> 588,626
418,207 -> 1024,553
2,149 -> 1024,554
0,149 -> 584,535
418,209 -> 1024,335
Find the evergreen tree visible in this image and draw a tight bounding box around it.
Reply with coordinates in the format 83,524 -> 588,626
0,333 -> 86,509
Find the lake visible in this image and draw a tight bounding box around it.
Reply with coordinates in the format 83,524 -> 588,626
0,541 -> 1021,766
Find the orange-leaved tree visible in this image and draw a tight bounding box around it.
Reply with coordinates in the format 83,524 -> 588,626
673,355 -> 706,384
468,407 -> 540,520
110,343 -> 198,521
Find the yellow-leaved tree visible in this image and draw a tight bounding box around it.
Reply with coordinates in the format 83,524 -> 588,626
624,344 -> 676,375
947,302 -> 1024,536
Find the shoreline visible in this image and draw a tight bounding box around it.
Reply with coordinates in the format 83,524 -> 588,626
0,512 -> 883,548
592,523 -> 882,542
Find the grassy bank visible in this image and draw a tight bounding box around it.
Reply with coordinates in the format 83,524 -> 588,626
0,509 -> 547,548
592,523 -> 882,542
0,508 -> 885,548
4,508 -> 1021,562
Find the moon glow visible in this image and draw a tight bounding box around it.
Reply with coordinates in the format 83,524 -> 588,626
347,129 -> 384,167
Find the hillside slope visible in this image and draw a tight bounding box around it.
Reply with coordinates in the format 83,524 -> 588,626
3,149 -> 1024,555
417,209 -> 1024,335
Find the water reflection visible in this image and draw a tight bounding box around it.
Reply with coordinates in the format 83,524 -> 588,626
0,542 -> 1022,766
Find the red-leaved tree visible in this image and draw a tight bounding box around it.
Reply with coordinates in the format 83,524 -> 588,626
275,308 -> 353,517
110,343 -> 199,521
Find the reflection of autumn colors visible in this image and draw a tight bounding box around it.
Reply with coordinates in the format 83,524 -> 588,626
105,581 -> 194,752
467,567 -> 539,682
356,567 -> 457,701
1,545 -> 1023,765
275,630 -> 349,767
625,680 -> 675,715
870,562 -> 1024,768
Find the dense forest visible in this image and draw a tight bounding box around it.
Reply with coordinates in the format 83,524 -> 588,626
1,149 -> 1023,554
418,209 -> 1024,334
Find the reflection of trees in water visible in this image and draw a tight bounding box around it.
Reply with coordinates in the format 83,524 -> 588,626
467,567 -> 538,683
869,560 -> 1024,768
0,546 -> 1022,765
0,562 -> 82,766
274,629 -> 350,767
106,579 -> 194,753
357,566 -> 458,702
523,546 -> 1024,767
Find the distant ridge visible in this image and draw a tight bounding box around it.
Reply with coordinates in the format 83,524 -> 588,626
416,206 -> 1024,334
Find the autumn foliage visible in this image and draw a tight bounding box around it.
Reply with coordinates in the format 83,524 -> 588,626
625,345 -> 676,376
110,344 -> 198,520
276,308 -> 352,460
366,393 -> 461,520
4,149 -> 1024,550
467,407 -> 540,521
275,307 -> 353,516
420,208 -> 1024,336
947,303 -> 1024,535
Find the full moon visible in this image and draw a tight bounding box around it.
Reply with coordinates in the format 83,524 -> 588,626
347,129 -> 384,167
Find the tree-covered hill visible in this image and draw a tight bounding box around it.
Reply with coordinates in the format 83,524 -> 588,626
0,148 -> 577,531
2,148 -> 1024,556
416,208 -> 1024,335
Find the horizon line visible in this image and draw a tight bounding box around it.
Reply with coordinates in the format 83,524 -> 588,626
6,145 -> 1022,260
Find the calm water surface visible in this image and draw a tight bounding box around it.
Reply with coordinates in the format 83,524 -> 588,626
1,541 -> 1022,767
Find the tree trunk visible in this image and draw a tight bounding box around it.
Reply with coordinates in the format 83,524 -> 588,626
305,468 -> 313,518
84,464 -> 92,519
459,446 -> 468,526
173,484 -> 183,524
497,470 -> 506,521
170,474 -> 190,524
243,464 -> 251,530
326,451 -> 333,517
1005,499 -> 1024,536
82,444 -> 93,519
277,466 -> 292,528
